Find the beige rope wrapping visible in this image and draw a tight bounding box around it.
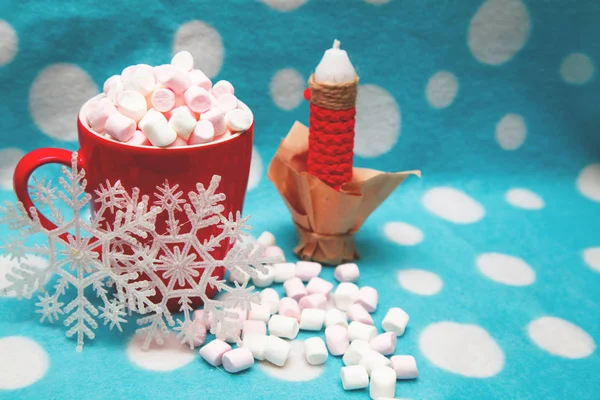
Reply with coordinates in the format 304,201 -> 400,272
308,75 -> 359,110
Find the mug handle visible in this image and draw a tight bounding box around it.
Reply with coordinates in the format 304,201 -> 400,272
13,148 -> 75,230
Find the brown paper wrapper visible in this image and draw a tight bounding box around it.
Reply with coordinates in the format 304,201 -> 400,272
267,121 -> 420,265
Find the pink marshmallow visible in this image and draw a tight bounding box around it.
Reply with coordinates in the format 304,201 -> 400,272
126,130 -> 150,146
151,88 -> 176,112
103,75 -> 121,94
370,332 -> 396,356
264,246 -> 285,263
217,93 -> 238,112
325,325 -> 349,356
193,309 -> 213,328
105,113 -> 136,142
347,303 -> 374,325
189,120 -> 215,145
211,80 -> 234,98
186,321 -> 207,348
222,347 -> 254,374
242,319 -> 267,338
295,261 -> 322,282
184,86 -> 212,113
299,293 -> 327,310
278,297 -> 301,321
334,263 -> 360,282
121,65 -> 137,81
156,64 -> 191,94
166,136 -> 188,148
356,286 -> 378,313
306,277 -> 334,297
189,69 -> 212,91
283,277 -> 307,301
201,107 -> 227,136
86,97 -> 117,132
135,64 -> 154,76
199,339 -> 231,367
391,355 -> 418,379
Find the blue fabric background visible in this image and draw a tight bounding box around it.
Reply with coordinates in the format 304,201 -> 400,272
0,0 -> 599,399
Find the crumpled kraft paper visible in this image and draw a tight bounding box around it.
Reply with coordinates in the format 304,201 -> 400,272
267,121 -> 420,265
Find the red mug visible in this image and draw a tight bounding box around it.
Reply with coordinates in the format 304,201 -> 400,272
13,94 -> 254,311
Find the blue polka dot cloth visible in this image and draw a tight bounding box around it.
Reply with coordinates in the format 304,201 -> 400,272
1,0 -> 599,399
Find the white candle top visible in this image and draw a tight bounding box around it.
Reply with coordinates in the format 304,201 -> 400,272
314,40 -> 356,83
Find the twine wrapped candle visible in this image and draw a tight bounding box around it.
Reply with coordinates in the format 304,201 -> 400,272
306,40 -> 358,190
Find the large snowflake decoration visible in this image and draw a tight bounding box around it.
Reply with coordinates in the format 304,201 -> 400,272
0,153 -> 276,351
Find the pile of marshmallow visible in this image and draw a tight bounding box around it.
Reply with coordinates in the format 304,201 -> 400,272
193,232 -> 417,400
85,51 -> 253,148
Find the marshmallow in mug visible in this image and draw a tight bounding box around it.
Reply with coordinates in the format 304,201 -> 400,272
85,51 -> 253,148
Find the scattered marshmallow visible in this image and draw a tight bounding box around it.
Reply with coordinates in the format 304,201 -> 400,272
295,261 -> 322,282
390,355 -> 418,380
325,325 -> 349,356
268,315 -> 299,339
299,293 -> 327,310
171,50 -> 194,72
212,80 -> 235,98
253,265 -> 275,288
299,308 -> 326,331
335,263 -> 360,282
348,321 -> 377,342
222,347 -> 254,374
117,90 -> 147,122
343,339 -> 371,366
199,339 -> 231,367
105,113 -> 136,142
369,332 -> 396,356
242,333 -> 267,360
257,231 -> 276,248
242,319 -> 267,338
347,303 -> 374,326
306,277 -> 334,297
259,288 -> 280,314
248,302 -> 271,323
189,120 -> 215,145
273,263 -> 295,283
382,308 -> 409,336
193,309 -> 213,329
264,246 -> 285,263
360,350 -> 392,375
225,109 -> 253,132
334,282 -> 360,311
369,367 -> 396,399
186,322 -> 207,348
278,297 -> 301,321
325,308 -> 349,329
283,277 -> 307,301
304,337 -> 328,365
263,335 -> 291,367
340,365 -> 369,390
151,88 -> 176,112
356,286 -> 378,313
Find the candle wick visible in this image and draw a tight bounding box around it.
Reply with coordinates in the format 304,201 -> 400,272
333,39 -> 341,50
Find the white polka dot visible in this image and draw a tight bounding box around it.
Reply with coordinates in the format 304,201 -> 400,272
0,148 -> 24,190
260,340 -> 325,381
576,164 -> 600,202
364,0 -> 391,4
495,113 -> 526,150
423,187 -> 485,224
0,254 -> 50,297
0,336 -> 49,389
30,64 -> 98,141
419,322 -> 504,378
397,269 -> 443,295
583,248 -> 600,272
505,188 -> 545,210
354,84 -> 401,158
468,0 -> 531,65
0,20 -> 18,66
260,0 -> 307,11
425,71 -> 459,109
560,53 -> 595,85
127,332 -> 195,371
384,222 -> 424,246
247,147 -> 263,191
527,317 -> 595,359
270,68 -> 304,110
476,253 -> 535,286
173,21 -> 224,78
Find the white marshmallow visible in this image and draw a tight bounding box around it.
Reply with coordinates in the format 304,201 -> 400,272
138,108 -> 163,131
325,324 -> 349,356
356,286 -> 379,313
257,231 -> 276,248
103,75 -> 121,94
228,268 -> 249,284
242,333 -> 267,360
218,93 -> 238,112
306,277 -> 334,297
171,50 -> 194,72
106,78 -> 123,103
382,308 -> 409,336
370,332 -> 397,356
347,303 -> 374,325
259,288 -> 280,314
343,339 -> 371,366
253,265 -> 274,288
390,355 -> 418,380
283,277 -> 307,301
121,65 -> 137,81
304,337 -> 328,365
199,339 -> 231,366
123,68 -> 156,97
263,335 -> 291,367
248,302 -> 270,323
222,347 -> 254,374
299,308 -> 326,331
264,246 -> 285,263
140,110 -> 177,147
340,365 -> 369,390
273,263 -> 295,283
335,263 -> 360,282
189,69 -> 212,90
334,282 -> 360,311
325,308 -> 348,328
212,79 -> 235,98
369,367 -> 396,399
242,319 -> 266,338
201,107 -> 227,136
299,293 -> 327,310
295,261 -> 322,282
117,90 -> 147,122
189,119 -> 215,145
168,106 -> 197,140
225,109 -> 253,132
348,321 -> 377,342
156,64 -> 191,94
268,315 -> 299,339
360,350 -> 392,376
